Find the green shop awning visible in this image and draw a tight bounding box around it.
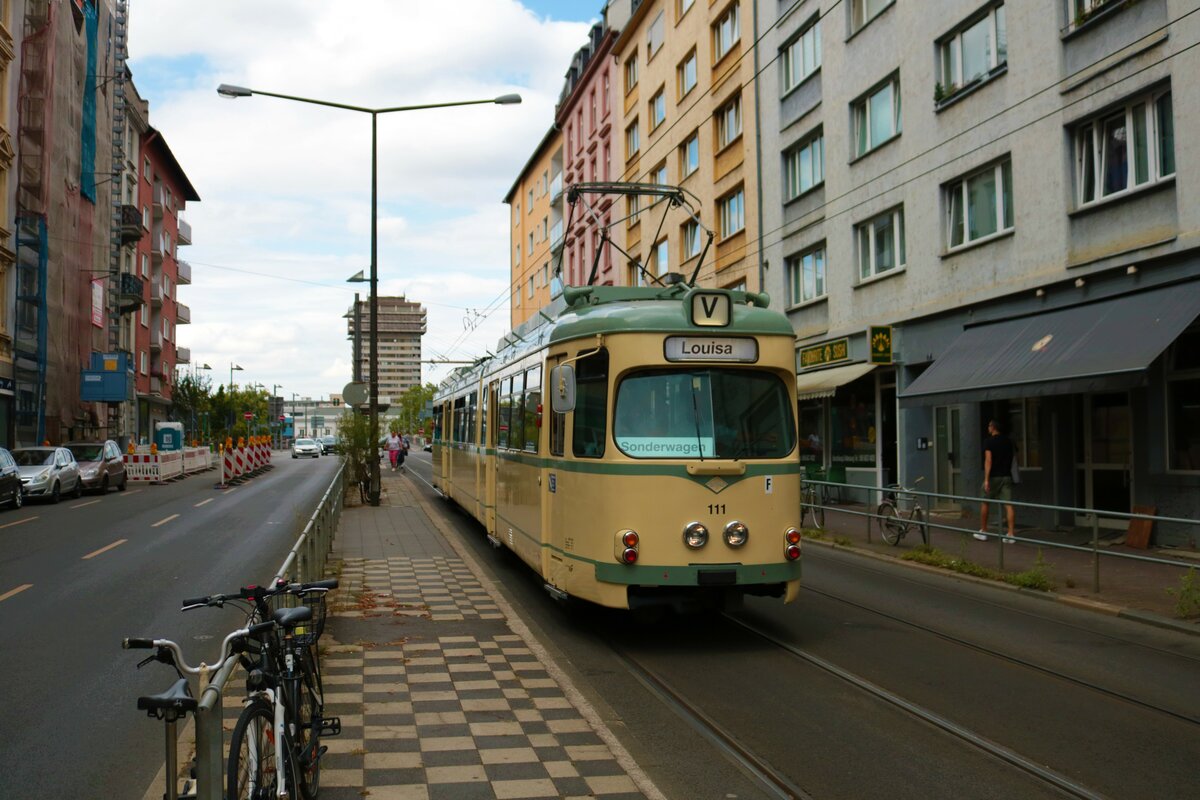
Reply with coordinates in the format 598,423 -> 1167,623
795,362 -> 876,401
899,283 -> 1200,406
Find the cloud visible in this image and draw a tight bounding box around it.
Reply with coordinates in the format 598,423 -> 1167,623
128,1 -> 591,396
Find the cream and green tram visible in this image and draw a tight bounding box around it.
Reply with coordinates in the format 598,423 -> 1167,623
433,284 -> 803,611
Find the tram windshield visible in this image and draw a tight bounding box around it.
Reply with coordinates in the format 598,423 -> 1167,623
614,369 -> 796,459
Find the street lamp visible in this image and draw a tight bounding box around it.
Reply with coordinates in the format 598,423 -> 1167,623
218,84 -> 521,505
230,362 -> 244,389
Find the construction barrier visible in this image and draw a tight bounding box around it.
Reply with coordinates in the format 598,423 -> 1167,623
182,447 -> 212,474
123,450 -> 184,483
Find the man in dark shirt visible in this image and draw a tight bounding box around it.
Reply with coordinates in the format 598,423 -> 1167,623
975,419 -> 1016,542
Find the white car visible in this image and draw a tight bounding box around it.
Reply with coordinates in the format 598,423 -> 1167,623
292,438 -> 321,459
14,446 -> 83,503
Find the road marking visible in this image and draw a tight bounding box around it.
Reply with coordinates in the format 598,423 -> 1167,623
70,499 -> 102,509
123,489 -> 142,496
194,498 -> 213,508
0,516 -> 37,529
0,584 -> 33,603
83,539 -> 127,560
151,514 -> 180,528
222,488 -> 237,495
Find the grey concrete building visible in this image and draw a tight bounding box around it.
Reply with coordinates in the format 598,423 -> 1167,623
347,296 -> 427,406
756,0 -> 1199,544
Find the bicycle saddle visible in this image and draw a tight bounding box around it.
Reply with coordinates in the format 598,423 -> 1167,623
272,605 -> 313,629
137,677 -> 197,719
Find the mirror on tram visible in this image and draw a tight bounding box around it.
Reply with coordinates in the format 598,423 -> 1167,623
550,364 -> 576,413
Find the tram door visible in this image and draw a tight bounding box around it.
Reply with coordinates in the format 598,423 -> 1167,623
484,382 -> 498,536
544,355 -> 569,589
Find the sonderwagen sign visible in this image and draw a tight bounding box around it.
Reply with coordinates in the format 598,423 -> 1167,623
664,336 -> 759,362
799,338 -> 850,369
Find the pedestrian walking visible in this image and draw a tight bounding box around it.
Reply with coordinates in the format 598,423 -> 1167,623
975,419 -> 1016,542
386,431 -> 401,471
397,431 -> 408,473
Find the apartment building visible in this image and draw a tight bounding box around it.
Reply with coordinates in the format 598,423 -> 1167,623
757,0 -> 1199,543
504,127 -> 562,329
613,0 -> 762,292
0,4 -> 20,447
347,296 -> 428,404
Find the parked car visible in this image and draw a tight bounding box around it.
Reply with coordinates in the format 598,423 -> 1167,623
13,446 -> 82,503
320,435 -> 338,454
292,438 -> 321,459
0,448 -> 23,509
66,440 -> 128,493
423,443 -> 432,452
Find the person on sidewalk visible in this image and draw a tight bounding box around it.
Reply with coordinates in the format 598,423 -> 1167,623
976,419 -> 1016,542
386,431 -> 402,471
396,431 -> 408,473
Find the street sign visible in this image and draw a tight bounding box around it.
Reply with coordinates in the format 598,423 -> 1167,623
342,382 -> 368,406
279,414 -> 285,421
243,412 -> 253,420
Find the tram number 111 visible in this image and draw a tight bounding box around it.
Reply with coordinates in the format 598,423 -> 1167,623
707,504 -> 726,515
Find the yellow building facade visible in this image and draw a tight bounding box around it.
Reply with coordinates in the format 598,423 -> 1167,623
504,128 -> 562,329
612,0 -> 759,293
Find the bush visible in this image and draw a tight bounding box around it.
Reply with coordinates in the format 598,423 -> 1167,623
338,410 -> 380,500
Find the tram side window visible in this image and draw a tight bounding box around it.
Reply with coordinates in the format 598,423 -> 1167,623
433,405 -> 442,442
524,366 -> 542,452
467,391 -> 478,445
510,371 -> 527,451
453,397 -> 466,443
481,386 -> 490,446
497,378 -> 512,448
572,349 -> 609,458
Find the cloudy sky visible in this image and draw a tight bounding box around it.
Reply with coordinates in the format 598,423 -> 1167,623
127,0 -> 601,400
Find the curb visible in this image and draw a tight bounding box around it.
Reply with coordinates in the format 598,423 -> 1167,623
804,537 -> 1200,638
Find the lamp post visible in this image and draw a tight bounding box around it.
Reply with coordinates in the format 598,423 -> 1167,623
218,84 -> 521,506
229,363 -> 244,431
194,363 -> 212,443
272,383 -> 283,449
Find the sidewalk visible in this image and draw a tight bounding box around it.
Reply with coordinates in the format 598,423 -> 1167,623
315,471 -> 658,800
806,500 -> 1200,635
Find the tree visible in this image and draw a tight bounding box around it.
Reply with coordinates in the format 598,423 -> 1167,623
395,382 -> 436,434
173,373 -> 213,443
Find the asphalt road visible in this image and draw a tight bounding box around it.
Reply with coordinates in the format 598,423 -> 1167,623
0,453 -> 342,799
403,451 -> 1200,799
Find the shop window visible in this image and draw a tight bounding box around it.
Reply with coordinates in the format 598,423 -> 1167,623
830,374 -> 876,469
1006,397 -> 1042,468
1168,326 -> 1200,471
799,402 -> 825,466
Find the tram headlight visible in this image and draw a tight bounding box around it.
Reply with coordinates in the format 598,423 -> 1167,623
724,521 -> 749,547
683,522 -> 708,549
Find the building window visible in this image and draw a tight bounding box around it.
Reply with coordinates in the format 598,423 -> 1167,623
652,162 -> 668,186
1167,326 -> 1200,471
679,0 -> 695,16
939,4 -> 1006,97
625,54 -> 638,94
589,90 -> 597,131
528,232 -> 534,253
852,75 -> 901,157
782,18 -> 821,93
144,157 -> 151,180
856,207 -> 905,280
682,221 -> 702,260
514,202 -> 520,221
627,195 -> 641,227
542,264 -> 549,286
678,49 -> 698,98
946,158 -> 1013,249
602,71 -> 610,114
648,11 -> 665,57
140,351 -> 148,374
527,189 -> 533,210
680,132 -> 700,178
719,188 -> 745,238
786,245 -> 826,305
528,276 -> 534,298
514,283 -> 521,307
713,3 -> 740,61
1074,88 -> 1174,207
141,254 -> 149,278
140,305 -> 148,327
626,120 -> 640,158
716,94 -> 742,150
784,129 -> 824,200
516,244 -> 521,263
653,239 -> 669,275
604,144 -> 611,180
851,0 -> 890,32
650,87 -> 666,129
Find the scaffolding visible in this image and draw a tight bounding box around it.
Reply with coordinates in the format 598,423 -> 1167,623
106,0 -> 130,440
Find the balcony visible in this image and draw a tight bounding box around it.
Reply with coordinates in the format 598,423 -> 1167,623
176,303 -> 191,324
150,377 -> 162,395
119,204 -> 144,244
550,220 -> 564,253
177,217 -> 192,245
118,273 -> 144,313
176,260 -> 191,285
549,172 -> 563,203
150,330 -> 163,351
150,281 -> 163,306
176,346 -> 191,364
152,184 -> 167,217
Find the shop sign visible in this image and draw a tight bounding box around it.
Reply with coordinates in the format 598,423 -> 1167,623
869,325 -> 893,364
799,338 -> 850,369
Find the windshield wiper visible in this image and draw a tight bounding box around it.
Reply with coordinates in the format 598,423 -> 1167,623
689,375 -> 705,462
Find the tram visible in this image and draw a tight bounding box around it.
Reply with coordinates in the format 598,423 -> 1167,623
432,278 -> 804,611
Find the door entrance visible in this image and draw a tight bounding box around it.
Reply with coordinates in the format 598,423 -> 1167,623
934,406 -> 963,511
1074,392 -> 1132,528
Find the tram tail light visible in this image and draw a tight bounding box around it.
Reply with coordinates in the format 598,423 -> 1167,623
785,527 -> 802,561
785,527 -> 802,545
617,529 -> 639,565
785,543 -> 801,561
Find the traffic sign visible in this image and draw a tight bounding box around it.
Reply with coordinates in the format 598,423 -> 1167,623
279,414 -> 285,421
244,412 -> 253,420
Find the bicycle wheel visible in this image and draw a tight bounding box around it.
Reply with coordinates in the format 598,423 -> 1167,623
292,669 -> 323,800
877,502 -> 905,546
228,699 -> 280,800
912,506 -> 926,545
812,488 -> 826,529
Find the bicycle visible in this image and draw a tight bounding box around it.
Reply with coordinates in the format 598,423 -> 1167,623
182,579 -> 340,800
801,478 -> 826,530
877,477 -> 927,546
124,624 -> 273,800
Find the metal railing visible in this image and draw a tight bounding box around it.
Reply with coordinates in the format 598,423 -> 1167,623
185,464 -> 345,800
804,478 -> 1199,593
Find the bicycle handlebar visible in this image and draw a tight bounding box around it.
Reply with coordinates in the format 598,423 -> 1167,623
179,578 -> 338,612
122,621 -> 275,675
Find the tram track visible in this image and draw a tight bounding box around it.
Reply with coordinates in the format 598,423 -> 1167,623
801,582 -> 1200,728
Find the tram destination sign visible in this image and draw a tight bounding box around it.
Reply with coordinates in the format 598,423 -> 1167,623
664,336 -> 758,363
800,337 -> 850,369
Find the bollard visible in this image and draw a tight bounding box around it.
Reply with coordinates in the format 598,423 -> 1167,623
1092,512 -> 1101,593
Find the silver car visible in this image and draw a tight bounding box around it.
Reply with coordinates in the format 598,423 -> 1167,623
292,438 -> 320,459
14,446 -> 82,503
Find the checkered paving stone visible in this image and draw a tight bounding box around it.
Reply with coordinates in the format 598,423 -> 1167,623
333,556 -> 505,622
315,634 -> 646,800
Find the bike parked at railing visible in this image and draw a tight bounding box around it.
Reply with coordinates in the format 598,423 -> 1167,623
877,477 -> 928,546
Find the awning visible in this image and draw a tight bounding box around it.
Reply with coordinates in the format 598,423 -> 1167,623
795,362 -> 876,401
900,283 -> 1200,406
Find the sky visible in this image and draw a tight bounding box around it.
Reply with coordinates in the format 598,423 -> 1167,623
126,0 -> 603,401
